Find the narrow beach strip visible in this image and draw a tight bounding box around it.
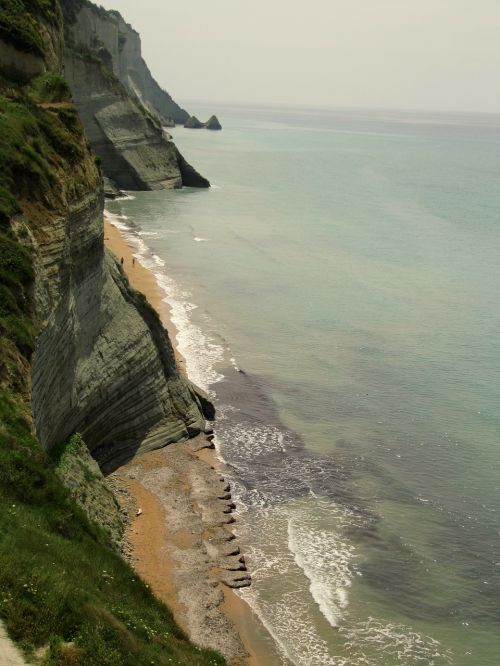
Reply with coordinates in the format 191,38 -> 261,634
103,217 -> 269,666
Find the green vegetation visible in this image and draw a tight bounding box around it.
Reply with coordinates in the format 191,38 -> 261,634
0,396 -> 224,665
0,231 -> 34,355
0,0 -> 60,57
0,4 -> 225,663
29,73 -> 71,104
0,78 -> 86,230
52,433 -> 123,547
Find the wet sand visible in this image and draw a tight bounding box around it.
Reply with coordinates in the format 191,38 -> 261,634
104,217 -> 276,666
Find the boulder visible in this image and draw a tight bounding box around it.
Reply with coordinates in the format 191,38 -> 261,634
204,115 -> 222,130
184,115 -> 204,129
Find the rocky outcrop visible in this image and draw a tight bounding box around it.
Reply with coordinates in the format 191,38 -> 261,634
63,52 -> 188,190
0,3 -> 218,661
174,146 -> 210,188
54,433 -> 124,545
184,114 -> 222,131
61,0 -> 189,125
60,0 -> 209,190
205,114 -> 222,130
0,38 -> 44,82
31,181 -> 207,469
0,7 -> 209,474
103,175 -> 122,198
184,115 -> 204,129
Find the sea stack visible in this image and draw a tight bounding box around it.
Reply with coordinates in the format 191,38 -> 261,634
205,114 -> 222,130
184,115 -> 204,128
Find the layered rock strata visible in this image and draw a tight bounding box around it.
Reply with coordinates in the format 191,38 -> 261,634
62,0 -> 189,125
0,7 -> 209,472
63,52 -> 193,190
60,0 -> 209,190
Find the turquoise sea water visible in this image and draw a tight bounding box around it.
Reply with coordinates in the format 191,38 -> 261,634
106,105 -> 500,665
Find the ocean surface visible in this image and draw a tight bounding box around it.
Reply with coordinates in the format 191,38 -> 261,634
106,104 -> 500,666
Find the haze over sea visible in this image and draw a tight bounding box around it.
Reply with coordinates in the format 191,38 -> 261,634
107,104 -> 500,665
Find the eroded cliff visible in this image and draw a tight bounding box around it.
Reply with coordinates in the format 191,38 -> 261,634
0,2 -> 220,662
58,0 -> 209,190
62,0 -> 189,125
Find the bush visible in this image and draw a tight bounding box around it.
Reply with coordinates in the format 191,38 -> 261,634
0,0 -> 60,57
29,73 -> 71,104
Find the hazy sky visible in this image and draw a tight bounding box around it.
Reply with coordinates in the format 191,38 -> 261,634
98,0 -> 500,113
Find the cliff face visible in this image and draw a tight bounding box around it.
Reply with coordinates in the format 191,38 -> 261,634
63,52 -> 185,190
0,2 -> 219,661
59,0 -> 209,190
1,6 -> 207,470
62,0 -> 189,125
31,185 -> 206,470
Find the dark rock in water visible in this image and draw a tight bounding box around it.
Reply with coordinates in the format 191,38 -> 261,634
61,0 -> 210,189
184,115 -> 204,129
103,176 -> 122,199
204,115 -> 222,130
175,148 -> 210,188
191,382 -> 216,419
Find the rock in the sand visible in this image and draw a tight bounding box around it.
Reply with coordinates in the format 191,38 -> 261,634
136,508 -> 143,516
219,571 -> 251,588
204,115 -> 222,130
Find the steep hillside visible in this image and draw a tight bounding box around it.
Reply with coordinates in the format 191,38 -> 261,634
0,1 -> 220,663
58,0 -> 209,190
62,0 -> 189,125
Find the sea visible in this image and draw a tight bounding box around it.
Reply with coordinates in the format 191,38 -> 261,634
105,104 -> 500,666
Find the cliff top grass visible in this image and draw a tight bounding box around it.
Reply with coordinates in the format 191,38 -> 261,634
0,0 -> 60,57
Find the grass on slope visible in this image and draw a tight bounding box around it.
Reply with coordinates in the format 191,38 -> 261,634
0,394 -> 224,666
0,0 -> 60,57
0,67 -> 225,666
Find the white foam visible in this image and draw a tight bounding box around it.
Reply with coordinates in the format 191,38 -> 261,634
194,236 -> 209,242
287,506 -> 356,628
236,507 -> 337,666
105,212 -> 225,391
114,192 -> 136,201
339,617 -> 453,665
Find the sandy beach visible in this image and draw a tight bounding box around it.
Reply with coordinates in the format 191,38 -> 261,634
104,218 -> 275,666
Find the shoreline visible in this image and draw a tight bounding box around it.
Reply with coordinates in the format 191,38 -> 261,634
103,219 -> 187,373
104,217 -> 272,666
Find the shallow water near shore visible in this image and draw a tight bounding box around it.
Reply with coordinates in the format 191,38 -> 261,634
106,104 -> 500,665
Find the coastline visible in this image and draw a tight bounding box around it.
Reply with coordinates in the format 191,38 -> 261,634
104,217 -> 273,666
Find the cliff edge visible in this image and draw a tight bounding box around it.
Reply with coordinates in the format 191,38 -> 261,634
0,1 -> 220,662
59,0 -> 209,190
62,0 -> 189,126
